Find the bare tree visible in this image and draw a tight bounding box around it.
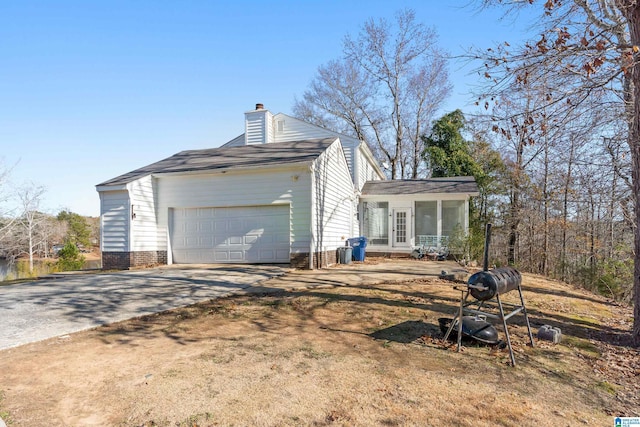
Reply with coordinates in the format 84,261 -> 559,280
0,160 -> 17,241
475,0 -> 640,345
16,184 -> 47,274
293,9 -> 451,179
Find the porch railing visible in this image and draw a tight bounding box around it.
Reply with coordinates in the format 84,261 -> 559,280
417,235 -> 448,248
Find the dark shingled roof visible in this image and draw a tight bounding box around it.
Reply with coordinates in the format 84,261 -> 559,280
97,138 -> 337,187
361,177 -> 479,195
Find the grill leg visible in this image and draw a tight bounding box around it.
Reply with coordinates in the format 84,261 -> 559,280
456,290 -> 465,351
444,289 -> 468,351
518,284 -> 535,347
496,293 -> 516,366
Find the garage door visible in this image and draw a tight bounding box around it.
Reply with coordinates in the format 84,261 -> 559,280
171,205 -> 290,263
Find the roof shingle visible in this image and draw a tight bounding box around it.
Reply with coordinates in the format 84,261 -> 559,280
361,177 -> 479,195
97,138 -> 337,187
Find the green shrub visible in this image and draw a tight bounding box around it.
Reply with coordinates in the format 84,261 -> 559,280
56,243 -> 85,271
574,258 -> 632,303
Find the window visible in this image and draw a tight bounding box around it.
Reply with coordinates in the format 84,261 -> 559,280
363,202 -> 388,245
442,200 -> 465,238
415,201 -> 437,246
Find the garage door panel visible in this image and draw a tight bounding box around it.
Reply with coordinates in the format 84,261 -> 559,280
172,205 -> 290,264
245,235 -> 258,244
199,222 -> 213,232
227,236 -> 243,245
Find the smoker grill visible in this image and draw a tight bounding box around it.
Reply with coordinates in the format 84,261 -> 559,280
443,224 -> 535,366
468,267 -> 522,301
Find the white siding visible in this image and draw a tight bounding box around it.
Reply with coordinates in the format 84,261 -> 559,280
273,114 -> 340,142
273,114 -> 361,181
356,144 -> 385,190
357,149 -> 371,191
339,138 -> 358,184
130,175 -> 161,251
100,190 -> 130,252
245,109 -> 273,145
219,112 -> 382,188
312,141 -> 357,256
156,167 -> 312,258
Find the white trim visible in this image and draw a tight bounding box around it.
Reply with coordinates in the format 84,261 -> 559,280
96,184 -> 127,192
309,162 -> 315,269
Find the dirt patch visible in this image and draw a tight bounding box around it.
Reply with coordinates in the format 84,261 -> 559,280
0,272 -> 637,426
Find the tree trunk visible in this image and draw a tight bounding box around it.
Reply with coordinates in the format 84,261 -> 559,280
625,2 -> 640,346
508,134 -> 525,266
28,230 -> 34,274
542,131 -> 549,276
561,138 -> 575,282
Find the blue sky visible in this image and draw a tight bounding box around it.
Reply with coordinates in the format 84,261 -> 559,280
0,1 -> 533,216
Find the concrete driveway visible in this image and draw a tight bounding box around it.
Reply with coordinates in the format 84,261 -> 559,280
0,264 -> 289,351
0,259 -> 469,352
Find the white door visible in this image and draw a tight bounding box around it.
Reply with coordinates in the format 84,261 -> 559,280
393,209 -> 411,248
171,205 -> 290,263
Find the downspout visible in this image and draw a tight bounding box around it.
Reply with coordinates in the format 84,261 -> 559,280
309,162 -> 316,270
126,184 -> 134,257
354,142 -> 361,190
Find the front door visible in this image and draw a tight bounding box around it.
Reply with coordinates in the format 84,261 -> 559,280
393,209 -> 411,247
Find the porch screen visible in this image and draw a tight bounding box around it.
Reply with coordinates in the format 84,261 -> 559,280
415,201 -> 437,244
363,202 -> 388,245
442,200 -> 465,237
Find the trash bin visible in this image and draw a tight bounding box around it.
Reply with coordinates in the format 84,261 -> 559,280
337,246 -> 352,264
347,237 -> 368,261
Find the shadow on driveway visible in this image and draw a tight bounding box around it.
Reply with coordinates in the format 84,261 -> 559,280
0,264 -> 288,350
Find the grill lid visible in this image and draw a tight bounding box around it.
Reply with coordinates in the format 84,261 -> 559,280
439,316 -> 500,345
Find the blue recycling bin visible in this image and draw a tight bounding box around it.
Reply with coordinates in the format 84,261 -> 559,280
347,237 -> 368,261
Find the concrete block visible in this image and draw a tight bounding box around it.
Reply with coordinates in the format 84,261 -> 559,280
538,325 -> 562,343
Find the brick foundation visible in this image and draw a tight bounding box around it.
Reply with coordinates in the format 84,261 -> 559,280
103,250 -> 342,270
102,251 -> 168,270
289,250 -> 339,270
290,253 -> 310,269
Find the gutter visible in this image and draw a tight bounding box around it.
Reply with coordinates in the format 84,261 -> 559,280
95,184 -> 128,192
309,162 -> 315,270
153,161 -> 313,178
95,162 -> 313,190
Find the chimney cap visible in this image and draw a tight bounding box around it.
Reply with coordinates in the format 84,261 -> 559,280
255,103 -> 264,110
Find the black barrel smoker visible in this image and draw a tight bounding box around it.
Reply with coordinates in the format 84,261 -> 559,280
443,224 -> 535,366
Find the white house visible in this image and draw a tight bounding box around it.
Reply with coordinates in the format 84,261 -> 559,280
96,104 -> 478,269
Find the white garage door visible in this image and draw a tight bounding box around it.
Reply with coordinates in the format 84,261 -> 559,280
171,205 -> 290,263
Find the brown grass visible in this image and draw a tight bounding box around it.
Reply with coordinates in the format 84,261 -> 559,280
0,271 -> 637,426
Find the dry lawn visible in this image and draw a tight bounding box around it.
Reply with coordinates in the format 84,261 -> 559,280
0,267 -> 638,426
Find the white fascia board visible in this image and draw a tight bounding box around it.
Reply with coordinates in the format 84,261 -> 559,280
360,192 -> 478,202
95,184 -> 128,192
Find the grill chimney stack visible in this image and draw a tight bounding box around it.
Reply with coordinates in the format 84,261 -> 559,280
255,103 -> 264,110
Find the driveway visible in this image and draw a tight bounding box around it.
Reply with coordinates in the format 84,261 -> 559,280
0,259 -> 469,352
0,264 -> 289,351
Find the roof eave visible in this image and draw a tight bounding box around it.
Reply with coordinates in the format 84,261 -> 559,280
361,191 -> 480,197
96,183 -> 128,192
151,160 -> 314,179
